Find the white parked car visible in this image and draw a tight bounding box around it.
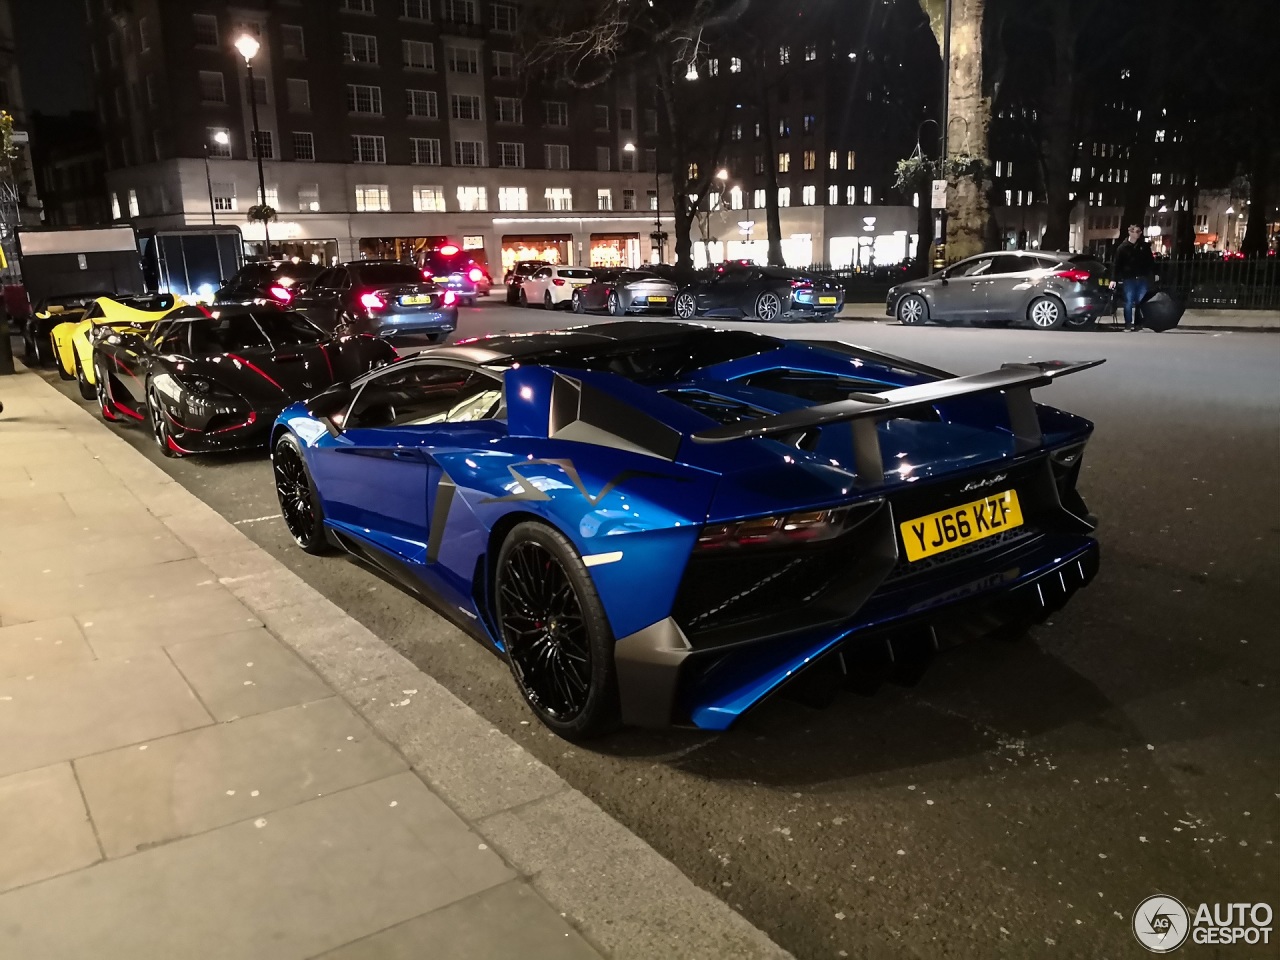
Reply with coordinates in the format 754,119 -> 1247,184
518,265 -> 597,309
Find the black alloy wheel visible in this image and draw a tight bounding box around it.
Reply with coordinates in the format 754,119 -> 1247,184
146,383 -> 177,457
75,353 -> 95,400
273,433 -> 330,554
754,290 -> 783,321
674,292 -> 697,320
94,358 -> 118,421
607,291 -> 624,316
495,522 -> 620,739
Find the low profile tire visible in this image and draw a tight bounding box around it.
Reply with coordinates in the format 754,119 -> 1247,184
754,290 -> 783,322
543,291 -> 555,310
146,382 -> 178,457
1027,295 -> 1067,330
75,353 -> 95,400
506,288 -> 518,305
896,294 -> 928,325
674,292 -> 697,320
273,433 -> 330,554
495,522 -> 621,740
94,358 -> 118,422
572,290 -> 585,314
608,292 -> 626,317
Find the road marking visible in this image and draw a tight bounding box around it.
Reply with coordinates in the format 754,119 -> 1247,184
234,515 -> 281,526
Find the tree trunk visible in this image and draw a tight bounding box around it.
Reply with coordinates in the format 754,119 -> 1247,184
673,203 -> 695,269
756,78 -> 785,266
1040,5 -> 1077,250
914,196 -> 935,272
944,0 -> 996,260
1242,134 -> 1272,257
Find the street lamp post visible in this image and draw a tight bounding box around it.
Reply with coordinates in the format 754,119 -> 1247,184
204,130 -> 229,226
235,33 -> 270,259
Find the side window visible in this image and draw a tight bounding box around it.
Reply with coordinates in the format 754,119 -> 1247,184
989,255 -> 1040,275
334,269 -> 352,289
155,323 -> 189,354
345,365 -> 503,430
534,267 -> 552,279
954,257 -> 994,278
310,269 -> 335,289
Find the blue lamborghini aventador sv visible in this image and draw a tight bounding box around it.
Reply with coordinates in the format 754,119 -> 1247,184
271,322 -> 1103,740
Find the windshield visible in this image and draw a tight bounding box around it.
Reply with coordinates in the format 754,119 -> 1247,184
189,311 -> 324,354
558,268 -> 595,279
354,263 -> 424,285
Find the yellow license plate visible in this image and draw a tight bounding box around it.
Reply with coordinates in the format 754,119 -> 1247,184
649,296 -> 668,302
899,489 -> 1023,562
401,295 -> 432,305
1098,278 -> 1109,287
819,296 -> 838,304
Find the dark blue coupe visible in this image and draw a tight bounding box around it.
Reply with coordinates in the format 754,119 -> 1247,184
271,322 -> 1103,740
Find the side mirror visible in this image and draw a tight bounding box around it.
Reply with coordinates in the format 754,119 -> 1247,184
305,382 -> 354,423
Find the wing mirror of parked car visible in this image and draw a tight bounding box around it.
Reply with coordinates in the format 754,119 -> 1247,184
305,382 -> 354,432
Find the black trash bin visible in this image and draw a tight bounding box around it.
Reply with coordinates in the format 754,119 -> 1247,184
1138,289 -> 1184,332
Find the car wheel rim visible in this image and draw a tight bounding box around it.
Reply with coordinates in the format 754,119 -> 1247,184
1031,301 -> 1058,326
147,390 -> 167,448
675,295 -> 694,319
498,541 -> 591,722
901,298 -> 923,323
609,294 -> 618,313
273,444 -> 316,546
758,294 -> 780,320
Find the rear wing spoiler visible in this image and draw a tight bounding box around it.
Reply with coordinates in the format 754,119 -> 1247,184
691,359 -> 1105,485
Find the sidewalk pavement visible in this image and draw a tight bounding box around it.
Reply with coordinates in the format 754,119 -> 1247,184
837,302 -> 1280,328
0,367 -> 791,960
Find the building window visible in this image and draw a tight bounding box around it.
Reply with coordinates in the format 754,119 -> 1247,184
127,189 -> 140,217
778,45 -> 790,65
207,127 -> 231,157
355,184 -> 390,211
407,89 -> 438,118
251,130 -> 275,160
777,187 -> 790,207
706,58 -> 719,76
256,185 -> 278,208
351,134 -> 386,163
111,193 -> 121,220
247,76 -> 269,106
596,147 -> 611,171
299,183 -> 319,211
343,33 -> 379,64
211,182 -> 235,212
644,109 -> 658,134
847,151 -> 856,170
491,2 -> 517,32
410,137 -> 442,165
623,189 -> 636,211
804,44 -> 817,61
450,94 -> 482,121
802,114 -> 816,134
402,0 -> 431,20
752,188 -> 766,208
802,150 -> 816,171
342,0 -> 376,12
347,84 -> 383,114
403,40 -> 434,70
846,185 -> 856,204
778,117 -> 790,138
828,184 -> 838,205
730,124 -> 743,141
593,105 -> 610,131
443,0 -> 477,23
192,14 -> 218,47
619,107 -> 634,131
543,101 -> 569,127
497,142 -> 525,168
802,185 -> 816,205
413,185 -> 446,211
647,190 -> 658,211
447,46 -> 479,74
198,71 -> 225,104
453,140 -> 484,166
498,186 -> 528,210
644,148 -> 656,172
620,148 -> 635,172
495,97 -> 522,124
281,24 -> 305,59
777,152 -> 790,173
754,155 -> 765,175
138,16 -> 152,51
292,131 -> 315,161
107,34 -> 120,66
545,144 -> 569,169
456,185 -> 487,210
863,185 -> 873,204
596,189 -> 612,211
828,150 -> 838,170
493,50 -> 516,78
287,79 -> 310,112
545,187 -> 572,211
145,76 -> 159,108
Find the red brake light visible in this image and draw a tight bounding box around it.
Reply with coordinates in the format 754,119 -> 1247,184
421,268 -> 434,280
695,509 -> 849,550
359,292 -> 386,311
1054,268 -> 1092,283
439,244 -> 460,256
552,278 -> 566,286
442,291 -> 457,306
467,267 -> 483,282
269,285 -> 292,303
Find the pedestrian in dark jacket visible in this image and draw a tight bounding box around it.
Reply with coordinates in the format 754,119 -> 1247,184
1110,225 -> 1156,331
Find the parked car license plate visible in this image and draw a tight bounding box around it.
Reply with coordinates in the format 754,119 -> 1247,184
819,296 -> 838,304
400,294 -> 432,305
899,490 -> 1024,562
649,295 -> 668,302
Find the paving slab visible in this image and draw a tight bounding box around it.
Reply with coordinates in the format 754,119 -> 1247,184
317,879 -> 603,960
0,649 -> 212,778
2,557 -> 225,624
77,588 -> 262,659
166,626 -> 332,721
0,763 -> 101,893
12,531 -> 195,579
0,773 -> 513,960
75,697 -> 406,858
0,616 -> 94,680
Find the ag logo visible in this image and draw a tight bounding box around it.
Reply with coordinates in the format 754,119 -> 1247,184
1134,895 -> 1191,953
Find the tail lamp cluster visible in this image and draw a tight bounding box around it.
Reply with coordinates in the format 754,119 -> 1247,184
696,507 -> 851,551
360,290 -> 456,312
1053,268 -> 1092,283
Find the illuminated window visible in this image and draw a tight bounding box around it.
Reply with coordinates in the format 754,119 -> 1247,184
413,186 -> 445,211
777,187 -> 790,207
354,184 -> 389,211
777,152 -> 790,173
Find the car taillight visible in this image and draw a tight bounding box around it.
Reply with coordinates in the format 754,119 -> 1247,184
359,292 -> 386,311
439,244 -> 460,256
421,268 -> 434,280
790,280 -> 812,290
695,508 -> 849,550
442,291 -> 457,306
552,278 -> 566,286
468,267 -> 483,282
269,285 -> 292,303
1054,268 -> 1091,283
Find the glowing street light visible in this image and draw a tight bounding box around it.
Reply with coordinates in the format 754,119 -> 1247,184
235,33 -> 270,256
233,33 -> 260,62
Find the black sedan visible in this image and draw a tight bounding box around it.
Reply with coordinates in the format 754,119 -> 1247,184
571,269 -> 678,316
291,260 -> 458,343
91,303 -> 395,457
214,260 -> 324,307
672,266 -> 845,321
885,251 -> 1113,330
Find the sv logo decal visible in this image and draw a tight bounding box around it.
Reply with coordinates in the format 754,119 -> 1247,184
481,458 -> 679,505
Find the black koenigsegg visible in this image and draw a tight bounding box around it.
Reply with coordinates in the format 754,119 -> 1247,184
92,303 -> 395,456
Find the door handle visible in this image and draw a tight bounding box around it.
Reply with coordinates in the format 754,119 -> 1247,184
392,449 -> 419,461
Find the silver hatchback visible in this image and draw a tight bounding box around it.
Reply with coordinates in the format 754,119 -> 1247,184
886,251 -> 1114,330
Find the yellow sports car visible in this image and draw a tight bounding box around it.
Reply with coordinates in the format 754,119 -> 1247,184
51,294 -> 183,400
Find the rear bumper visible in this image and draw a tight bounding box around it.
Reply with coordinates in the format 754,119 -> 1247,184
369,309 -> 457,339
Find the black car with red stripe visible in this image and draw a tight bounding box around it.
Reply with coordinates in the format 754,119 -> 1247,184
92,303 -> 395,457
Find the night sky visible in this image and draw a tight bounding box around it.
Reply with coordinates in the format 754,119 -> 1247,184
13,0 -> 93,115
